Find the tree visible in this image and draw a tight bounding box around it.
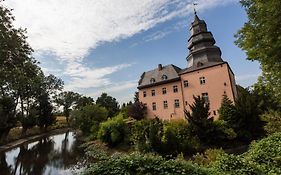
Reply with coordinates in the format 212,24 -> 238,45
234,85 -> 264,140
0,1 -> 35,142
127,102 -> 146,120
96,93 -> 119,118
235,0 -> 281,105
75,96 -> 94,109
55,91 -> 80,123
37,93 -> 56,131
71,104 -> 108,136
185,96 -> 215,145
218,95 -> 237,127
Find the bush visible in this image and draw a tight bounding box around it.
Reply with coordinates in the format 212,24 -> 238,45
83,152 -> 210,175
192,148 -> 225,166
127,102 -> 146,120
212,132 -> 281,174
261,110 -> 281,134
131,118 -> 200,156
97,114 -> 129,146
70,104 -> 108,136
131,118 -> 164,153
161,120 -> 200,155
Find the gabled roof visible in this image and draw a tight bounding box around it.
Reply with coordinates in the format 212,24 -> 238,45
138,64 -> 182,89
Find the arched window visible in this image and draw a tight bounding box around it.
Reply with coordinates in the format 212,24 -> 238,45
161,75 -> 168,80
150,78 -> 156,83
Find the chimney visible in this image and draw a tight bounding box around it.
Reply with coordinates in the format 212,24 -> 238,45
158,64 -> 163,71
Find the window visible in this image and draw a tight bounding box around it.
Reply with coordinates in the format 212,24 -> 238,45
202,93 -> 209,103
163,101 -> 168,109
174,99 -> 180,108
152,102 -> 156,111
144,103 -> 147,107
143,91 -> 146,97
185,101 -> 188,106
173,85 -> 178,93
200,77 -> 206,85
213,110 -> 216,115
151,90 -> 156,96
162,75 -> 168,80
150,78 -> 156,84
184,80 -> 189,87
162,87 -> 167,94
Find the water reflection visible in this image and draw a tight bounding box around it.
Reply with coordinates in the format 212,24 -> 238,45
0,131 -> 84,175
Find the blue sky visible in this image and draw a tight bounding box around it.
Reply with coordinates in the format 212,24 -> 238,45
5,0 -> 261,103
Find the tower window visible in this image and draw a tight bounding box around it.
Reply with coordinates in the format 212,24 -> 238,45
213,110 -> 217,115
162,75 -> 168,80
162,87 -> 167,94
151,90 -> 155,96
200,77 -> 206,85
202,93 -> 209,103
152,102 -> 156,111
150,78 -> 156,83
143,91 -> 146,97
174,99 -> 180,108
163,101 -> 168,109
184,80 -> 189,87
173,85 -> 178,93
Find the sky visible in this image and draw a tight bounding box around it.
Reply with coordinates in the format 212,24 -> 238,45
4,0 -> 261,103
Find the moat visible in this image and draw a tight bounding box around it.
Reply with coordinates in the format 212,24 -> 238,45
0,131 -> 84,175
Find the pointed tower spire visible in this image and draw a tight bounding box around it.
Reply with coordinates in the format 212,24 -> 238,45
186,13 -> 223,68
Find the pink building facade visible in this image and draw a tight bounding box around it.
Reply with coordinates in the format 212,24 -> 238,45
138,14 -> 237,120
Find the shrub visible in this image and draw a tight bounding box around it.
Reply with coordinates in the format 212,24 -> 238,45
97,114 -> 129,146
161,120 -> 200,155
70,104 -> 108,136
83,152 -> 210,175
191,148 -> 225,166
261,110 -> 281,134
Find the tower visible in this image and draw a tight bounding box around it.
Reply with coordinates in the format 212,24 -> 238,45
187,13 -> 223,68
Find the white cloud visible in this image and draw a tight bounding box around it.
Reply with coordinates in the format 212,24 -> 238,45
64,62 -> 133,90
4,0 -> 237,61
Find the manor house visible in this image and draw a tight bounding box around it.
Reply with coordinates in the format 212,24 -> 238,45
137,13 -> 238,120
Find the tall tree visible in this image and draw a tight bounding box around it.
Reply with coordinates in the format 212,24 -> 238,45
0,1 -> 35,142
235,0 -> 281,105
96,93 -> 119,118
55,91 -> 80,123
185,96 -> 215,145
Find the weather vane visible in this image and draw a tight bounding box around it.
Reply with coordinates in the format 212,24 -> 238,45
192,1 -> 198,15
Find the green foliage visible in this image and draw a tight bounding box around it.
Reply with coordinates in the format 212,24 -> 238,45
131,118 -> 200,156
261,110 -> 281,134
192,148 -> 225,166
83,152 -> 210,175
55,91 -> 81,123
71,104 -> 108,136
234,86 -> 264,140
131,118 -> 164,153
212,132 -> 281,174
235,0 -> 281,105
218,95 -> 237,127
96,93 -> 120,118
98,114 -> 129,146
161,120 -> 200,155
185,96 -> 217,145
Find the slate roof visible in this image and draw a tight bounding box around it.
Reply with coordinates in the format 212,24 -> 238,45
138,64 -> 182,89
179,61 -> 226,74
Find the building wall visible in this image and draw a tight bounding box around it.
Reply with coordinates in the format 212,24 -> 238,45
180,63 -> 235,119
139,81 -> 184,120
139,63 -> 237,120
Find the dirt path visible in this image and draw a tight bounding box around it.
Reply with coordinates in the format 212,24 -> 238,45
0,128 -> 71,154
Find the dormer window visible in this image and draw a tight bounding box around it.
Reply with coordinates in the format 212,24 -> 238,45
197,62 -> 204,67
150,78 -> 156,83
161,75 -> 168,80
